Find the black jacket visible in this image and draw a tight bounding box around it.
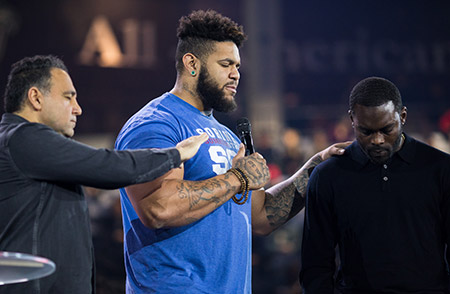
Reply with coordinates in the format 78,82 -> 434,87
0,113 -> 181,294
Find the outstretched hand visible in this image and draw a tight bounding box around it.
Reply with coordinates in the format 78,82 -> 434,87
317,141 -> 353,161
176,133 -> 209,162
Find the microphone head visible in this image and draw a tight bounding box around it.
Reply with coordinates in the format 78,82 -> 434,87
236,117 -> 255,155
236,117 -> 251,133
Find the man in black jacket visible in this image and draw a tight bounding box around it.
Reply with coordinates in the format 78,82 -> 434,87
0,55 -> 211,293
300,77 -> 450,293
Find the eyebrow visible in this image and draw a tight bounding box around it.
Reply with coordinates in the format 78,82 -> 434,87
63,91 -> 77,97
380,123 -> 396,131
358,122 -> 396,133
218,58 -> 240,65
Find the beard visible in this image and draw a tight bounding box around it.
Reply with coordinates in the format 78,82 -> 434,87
365,131 -> 403,165
196,67 -> 237,113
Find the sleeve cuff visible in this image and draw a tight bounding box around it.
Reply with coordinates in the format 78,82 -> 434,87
166,147 -> 181,169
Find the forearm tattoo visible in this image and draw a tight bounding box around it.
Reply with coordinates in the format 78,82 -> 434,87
265,185 -> 299,228
265,154 -> 323,228
175,172 -> 237,210
293,154 -> 323,197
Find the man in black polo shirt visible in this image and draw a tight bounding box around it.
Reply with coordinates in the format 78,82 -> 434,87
300,77 -> 450,293
0,55 -> 209,293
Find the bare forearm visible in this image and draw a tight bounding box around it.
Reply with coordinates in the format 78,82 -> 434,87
137,172 -> 241,228
174,173 -> 238,211
253,142 -> 349,234
264,154 -> 323,229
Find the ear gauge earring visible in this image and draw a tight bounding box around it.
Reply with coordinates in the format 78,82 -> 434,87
191,71 -> 196,76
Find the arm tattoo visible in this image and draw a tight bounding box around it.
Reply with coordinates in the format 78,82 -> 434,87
175,173 -> 236,210
265,186 -> 300,228
234,156 -> 270,188
293,154 -> 323,197
265,154 -> 323,228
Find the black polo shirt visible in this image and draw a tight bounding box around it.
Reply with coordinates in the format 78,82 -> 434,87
301,134 -> 450,293
0,113 -> 181,293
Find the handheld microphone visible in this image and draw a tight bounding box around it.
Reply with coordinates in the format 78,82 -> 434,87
236,117 -> 255,156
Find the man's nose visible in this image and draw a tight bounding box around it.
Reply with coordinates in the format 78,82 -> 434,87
230,66 -> 240,81
371,132 -> 385,145
72,99 -> 82,116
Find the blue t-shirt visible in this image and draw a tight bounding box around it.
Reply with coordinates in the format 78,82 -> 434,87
115,93 -> 253,293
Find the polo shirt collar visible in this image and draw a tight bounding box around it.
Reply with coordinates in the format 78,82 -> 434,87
396,133 -> 415,164
349,132 -> 415,168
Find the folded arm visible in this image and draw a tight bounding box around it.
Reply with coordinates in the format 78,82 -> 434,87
126,144 -> 270,229
125,166 -> 241,228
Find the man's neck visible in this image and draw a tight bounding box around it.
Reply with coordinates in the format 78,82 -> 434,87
13,109 -> 37,123
170,79 -> 205,111
397,132 -> 406,152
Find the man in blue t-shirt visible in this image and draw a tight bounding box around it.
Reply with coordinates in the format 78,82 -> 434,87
116,10 -> 349,293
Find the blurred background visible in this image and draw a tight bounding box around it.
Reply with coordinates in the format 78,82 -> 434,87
1,0 -> 450,293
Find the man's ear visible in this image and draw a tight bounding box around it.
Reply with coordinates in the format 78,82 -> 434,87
27,87 -> 43,111
348,109 -> 354,126
182,53 -> 200,77
400,106 -> 407,125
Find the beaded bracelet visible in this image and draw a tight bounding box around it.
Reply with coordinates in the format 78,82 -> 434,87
227,168 -> 250,205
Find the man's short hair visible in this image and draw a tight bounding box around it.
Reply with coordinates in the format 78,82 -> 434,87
349,77 -> 403,113
175,9 -> 247,73
4,55 -> 68,113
